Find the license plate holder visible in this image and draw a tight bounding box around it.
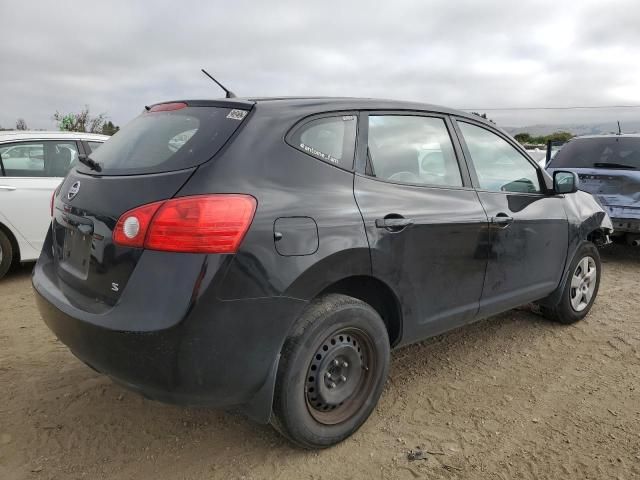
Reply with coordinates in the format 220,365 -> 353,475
60,227 -> 92,279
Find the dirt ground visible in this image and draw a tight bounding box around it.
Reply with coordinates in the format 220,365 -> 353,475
0,245 -> 639,480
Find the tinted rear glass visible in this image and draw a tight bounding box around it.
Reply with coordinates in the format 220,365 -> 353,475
287,115 -> 357,170
80,106 -> 249,175
549,137 -> 640,170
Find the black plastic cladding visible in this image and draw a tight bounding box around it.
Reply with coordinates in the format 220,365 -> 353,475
33,97 -> 612,424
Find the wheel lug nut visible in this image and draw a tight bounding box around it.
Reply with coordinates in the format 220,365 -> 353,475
340,375 -> 347,382
333,359 -> 339,367
342,361 -> 348,368
325,372 -> 332,379
328,382 -> 336,389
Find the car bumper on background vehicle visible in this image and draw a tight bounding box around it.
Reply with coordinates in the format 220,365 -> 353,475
601,206 -> 640,244
609,216 -> 640,234
32,254 -> 307,422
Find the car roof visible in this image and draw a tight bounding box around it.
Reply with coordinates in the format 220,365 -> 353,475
573,133 -> 640,140
0,131 -> 109,143
160,97 -> 491,124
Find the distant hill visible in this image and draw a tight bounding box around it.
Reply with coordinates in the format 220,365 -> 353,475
505,121 -> 640,137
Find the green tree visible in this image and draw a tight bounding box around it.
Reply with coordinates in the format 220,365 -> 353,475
545,131 -> 574,143
53,106 -> 108,133
514,133 -> 532,143
514,131 -> 574,145
101,121 -> 120,136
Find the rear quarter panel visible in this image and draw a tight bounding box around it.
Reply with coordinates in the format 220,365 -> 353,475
176,104 -> 372,301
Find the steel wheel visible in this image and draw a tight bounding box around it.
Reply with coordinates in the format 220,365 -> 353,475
271,294 -> 390,448
305,327 -> 377,425
570,256 -> 597,312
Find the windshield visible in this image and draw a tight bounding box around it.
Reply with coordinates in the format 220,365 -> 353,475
80,106 -> 249,175
549,137 -> 640,170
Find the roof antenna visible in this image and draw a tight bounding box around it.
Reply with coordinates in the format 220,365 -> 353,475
201,69 -> 236,98
617,120 -> 622,135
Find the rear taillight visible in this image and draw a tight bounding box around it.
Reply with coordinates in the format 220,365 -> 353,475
51,186 -> 61,217
113,201 -> 163,248
113,195 -> 257,253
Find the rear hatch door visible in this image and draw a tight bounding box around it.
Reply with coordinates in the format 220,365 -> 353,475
49,101 -> 252,311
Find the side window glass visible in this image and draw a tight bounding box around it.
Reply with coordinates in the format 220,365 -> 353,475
289,115 -> 357,169
47,142 -> 79,177
367,115 -> 462,187
458,122 -> 541,193
0,142 -> 46,177
0,141 -> 80,178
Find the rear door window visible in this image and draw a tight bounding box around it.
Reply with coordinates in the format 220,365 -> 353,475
367,115 -> 463,187
0,141 -> 79,177
288,115 -> 357,169
81,105 -> 250,175
549,137 -> 640,170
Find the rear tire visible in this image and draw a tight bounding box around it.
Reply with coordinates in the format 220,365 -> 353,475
541,242 -> 601,324
271,294 -> 390,449
0,230 -> 13,280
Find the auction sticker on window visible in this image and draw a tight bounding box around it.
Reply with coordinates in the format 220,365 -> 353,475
227,109 -> 248,120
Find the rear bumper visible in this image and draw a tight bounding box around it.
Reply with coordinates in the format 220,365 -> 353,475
602,204 -> 640,233
33,253 -> 307,421
609,217 -> 640,234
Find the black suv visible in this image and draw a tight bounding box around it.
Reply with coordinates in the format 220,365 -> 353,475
34,98 -> 612,448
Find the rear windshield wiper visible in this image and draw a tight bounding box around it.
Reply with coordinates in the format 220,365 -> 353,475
78,154 -> 102,172
593,162 -> 637,170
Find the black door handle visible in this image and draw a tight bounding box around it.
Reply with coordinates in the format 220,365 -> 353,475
375,217 -> 414,230
491,213 -> 513,228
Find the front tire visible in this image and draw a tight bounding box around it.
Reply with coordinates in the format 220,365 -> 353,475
541,242 -> 601,324
271,294 -> 390,448
0,230 -> 14,280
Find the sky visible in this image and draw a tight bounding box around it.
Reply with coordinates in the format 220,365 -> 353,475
1,0 -> 640,130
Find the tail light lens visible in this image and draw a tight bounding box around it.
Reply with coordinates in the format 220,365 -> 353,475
51,186 -> 61,217
113,195 -> 257,253
113,201 -> 163,248
148,102 -> 187,112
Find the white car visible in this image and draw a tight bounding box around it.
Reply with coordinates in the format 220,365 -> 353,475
0,131 -> 108,278
525,148 -> 548,167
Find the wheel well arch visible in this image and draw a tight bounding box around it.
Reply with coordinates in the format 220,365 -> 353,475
586,227 -> 609,247
318,275 -> 403,347
0,221 -> 20,263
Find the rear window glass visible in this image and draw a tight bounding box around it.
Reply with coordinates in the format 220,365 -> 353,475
288,115 -> 357,169
549,137 -> 640,170
81,106 -> 249,175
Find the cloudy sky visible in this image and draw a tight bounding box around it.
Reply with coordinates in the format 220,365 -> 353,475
2,0 -> 639,130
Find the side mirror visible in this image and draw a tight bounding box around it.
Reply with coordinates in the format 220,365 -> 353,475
553,170 -> 579,194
